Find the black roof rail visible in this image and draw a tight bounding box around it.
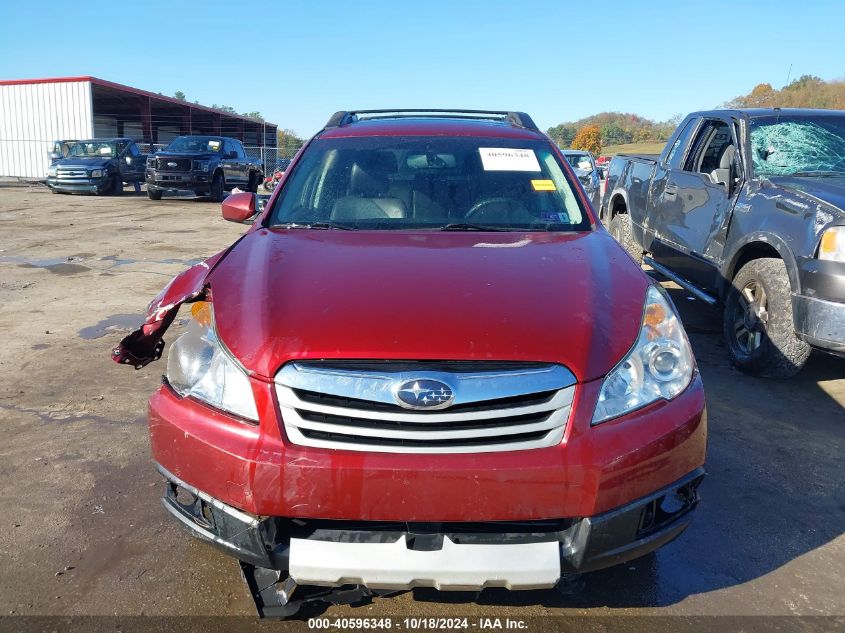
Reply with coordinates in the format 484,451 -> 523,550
323,109 -> 539,132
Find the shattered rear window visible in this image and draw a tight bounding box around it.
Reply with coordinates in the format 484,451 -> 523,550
750,115 -> 845,177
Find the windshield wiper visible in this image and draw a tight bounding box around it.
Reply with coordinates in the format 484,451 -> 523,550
440,223 -> 512,232
277,221 -> 355,230
787,171 -> 844,178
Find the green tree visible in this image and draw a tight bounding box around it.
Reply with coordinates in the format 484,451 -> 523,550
242,111 -> 264,120
600,123 -> 631,145
277,128 -> 305,153
547,124 -> 578,148
174,90 -> 186,101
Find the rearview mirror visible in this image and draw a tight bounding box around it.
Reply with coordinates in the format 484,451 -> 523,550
222,192 -> 257,223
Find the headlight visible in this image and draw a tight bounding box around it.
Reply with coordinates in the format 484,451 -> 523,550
819,226 -> 845,262
90,169 -> 103,178
47,167 -> 57,177
193,160 -> 211,172
593,285 -> 694,425
166,301 -> 258,421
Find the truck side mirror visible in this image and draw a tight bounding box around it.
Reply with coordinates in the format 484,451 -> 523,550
226,151 -> 238,159
222,192 -> 257,224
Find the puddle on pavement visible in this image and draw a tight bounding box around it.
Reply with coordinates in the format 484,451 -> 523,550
17,261 -> 90,275
78,314 -> 141,340
1,254 -> 202,272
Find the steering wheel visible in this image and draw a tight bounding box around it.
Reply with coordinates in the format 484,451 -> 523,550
464,197 -> 518,222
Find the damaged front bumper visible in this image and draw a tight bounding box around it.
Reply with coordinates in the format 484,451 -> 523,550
158,462 -> 704,590
794,258 -> 845,355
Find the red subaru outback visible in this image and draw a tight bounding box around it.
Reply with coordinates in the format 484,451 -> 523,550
114,109 -> 706,615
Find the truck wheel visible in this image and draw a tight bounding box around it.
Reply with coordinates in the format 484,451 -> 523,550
147,188 -> 163,201
609,213 -> 642,264
246,172 -> 259,194
111,175 -> 123,196
723,258 -> 810,377
210,172 -> 225,202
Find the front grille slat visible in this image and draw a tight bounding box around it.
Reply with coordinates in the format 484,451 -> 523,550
298,428 -> 552,449
275,361 -> 576,454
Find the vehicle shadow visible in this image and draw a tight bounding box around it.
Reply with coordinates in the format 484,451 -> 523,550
410,283 -> 845,610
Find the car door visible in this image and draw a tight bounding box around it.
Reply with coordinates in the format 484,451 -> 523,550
648,116 -> 740,291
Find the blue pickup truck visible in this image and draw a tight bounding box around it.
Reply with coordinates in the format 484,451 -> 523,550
602,108 -> 845,377
47,138 -> 148,195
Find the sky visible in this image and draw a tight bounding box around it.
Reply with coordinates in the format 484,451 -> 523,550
1,0 -> 844,137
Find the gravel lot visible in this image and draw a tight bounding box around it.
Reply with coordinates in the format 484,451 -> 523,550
0,184 -> 843,624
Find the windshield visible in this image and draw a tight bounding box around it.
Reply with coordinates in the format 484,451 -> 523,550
750,115 -> 845,177
164,136 -> 223,153
564,154 -> 594,171
268,136 -> 589,231
69,141 -> 116,158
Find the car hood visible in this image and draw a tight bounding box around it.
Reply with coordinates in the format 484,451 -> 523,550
154,152 -> 217,159
768,176 -> 845,216
206,229 -> 650,382
53,156 -> 112,169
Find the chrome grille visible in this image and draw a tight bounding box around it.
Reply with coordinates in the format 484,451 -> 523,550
275,361 -> 576,454
56,168 -> 89,178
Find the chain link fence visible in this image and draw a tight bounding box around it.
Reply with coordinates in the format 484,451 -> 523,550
244,146 -> 299,175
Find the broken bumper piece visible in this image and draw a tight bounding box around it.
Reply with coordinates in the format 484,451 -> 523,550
158,462 -> 704,598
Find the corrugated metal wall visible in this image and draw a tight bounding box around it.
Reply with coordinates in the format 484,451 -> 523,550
0,81 -> 93,178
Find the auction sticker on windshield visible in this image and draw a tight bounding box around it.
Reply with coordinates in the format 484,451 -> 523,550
479,148 -> 541,172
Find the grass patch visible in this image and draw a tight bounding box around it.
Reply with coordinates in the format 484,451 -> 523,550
601,142 -> 666,156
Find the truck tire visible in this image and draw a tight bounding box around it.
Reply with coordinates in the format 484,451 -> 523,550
147,188 -> 163,201
723,257 -> 810,377
111,175 -> 123,196
246,171 -> 259,194
609,213 -> 642,264
210,172 -> 225,202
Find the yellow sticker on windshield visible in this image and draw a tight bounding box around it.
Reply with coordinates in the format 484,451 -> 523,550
531,179 -> 556,191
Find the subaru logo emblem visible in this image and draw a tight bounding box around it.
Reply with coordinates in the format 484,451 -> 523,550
394,379 -> 455,410
167,161 -> 177,168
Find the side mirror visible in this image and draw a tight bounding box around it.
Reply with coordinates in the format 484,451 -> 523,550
226,151 -> 238,159
222,192 -> 257,223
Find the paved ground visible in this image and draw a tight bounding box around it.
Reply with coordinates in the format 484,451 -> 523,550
0,184 -> 843,621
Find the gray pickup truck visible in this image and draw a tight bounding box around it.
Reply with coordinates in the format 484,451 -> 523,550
602,108 -> 845,377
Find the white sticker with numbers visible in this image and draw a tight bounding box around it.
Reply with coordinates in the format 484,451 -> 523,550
479,148 -> 541,172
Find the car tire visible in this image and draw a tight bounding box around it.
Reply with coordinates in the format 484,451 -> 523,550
723,257 -> 810,377
210,172 -> 225,202
609,213 -> 642,264
147,188 -> 163,201
111,175 -> 123,196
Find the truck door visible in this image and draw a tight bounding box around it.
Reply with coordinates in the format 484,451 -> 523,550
123,142 -> 144,181
221,139 -> 239,185
648,117 -> 739,292
233,140 -> 249,184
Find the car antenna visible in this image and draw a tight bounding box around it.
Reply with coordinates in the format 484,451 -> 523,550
776,64 -> 792,125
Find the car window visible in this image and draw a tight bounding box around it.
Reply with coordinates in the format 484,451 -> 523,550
234,141 -> 246,159
664,118 -> 696,169
268,136 -> 590,231
683,119 -> 733,175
